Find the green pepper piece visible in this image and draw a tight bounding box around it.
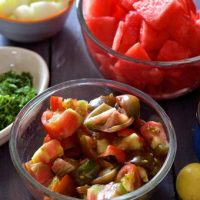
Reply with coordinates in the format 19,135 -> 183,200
116,94 -> 140,119
92,167 -> 118,184
84,103 -> 134,132
74,159 -> 100,185
89,94 -> 116,110
79,135 -> 97,159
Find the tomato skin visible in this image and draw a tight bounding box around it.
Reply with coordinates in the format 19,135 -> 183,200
31,139 -> 64,164
117,128 -> 135,137
50,96 -> 64,111
116,163 -> 141,189
43,134 -> 52,143
41,109 -> 82,140
24,161 -> 53,186
52,175 -> 77,196
100,145 -> 126,163
140,121 -> 168,149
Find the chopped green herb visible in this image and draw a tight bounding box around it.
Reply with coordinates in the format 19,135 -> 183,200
0,71 -> 37,131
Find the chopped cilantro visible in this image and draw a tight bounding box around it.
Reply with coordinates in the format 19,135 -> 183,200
0,71 -> 37,131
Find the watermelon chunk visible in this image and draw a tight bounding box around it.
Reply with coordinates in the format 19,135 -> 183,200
125,42 -> 151,60
84,0 -> 118,17
112,11 -> 142,53
169,14 -> 200,56
86,16 -> 118,47
119,0 -> 139,10
112,4 -> 127,21
113,43 -> 151,89
140,21 -> 169,51
157,40 -> 191,61
133,0 -> 184,30
178,0 -> 196,15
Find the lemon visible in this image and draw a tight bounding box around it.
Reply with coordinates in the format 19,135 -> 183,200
176,163 -> 200,200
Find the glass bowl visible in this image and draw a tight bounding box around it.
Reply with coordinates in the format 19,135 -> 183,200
9,79 -> 176,200
76,0 -> 200,100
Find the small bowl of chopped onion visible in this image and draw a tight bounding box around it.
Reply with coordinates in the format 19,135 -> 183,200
0,46 -> 49,145
0,0 -> 74,42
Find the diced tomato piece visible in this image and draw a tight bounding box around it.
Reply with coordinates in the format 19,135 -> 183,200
25,161 -> 53,186
52,175 -> 77,196
60,134 -> 78,150
116,163 -> 141,189
133,0 -> 184,30
86,16 -> 118,47
117,128 -> 136,137
43,134 -> 52,143
41,109 -> 82,140
64,147 -> 82,158
157,40 -> 191,61
31,139 -> 64,164
50,96 -> 64,112
100,145 -> 126,163
140,121 -> 168,149
87,185 -> 105,200
140,21 -> 169,51
113,11 -> 142,53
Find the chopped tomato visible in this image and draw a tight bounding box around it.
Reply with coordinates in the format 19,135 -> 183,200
43,134 -> 52,143
41,109 -> 82,140
24,161 -> 53,186
50,96 -> 64,111
117,128 -> 135,137
100,145 -> 126,163
60,134 -> 78,151
140,121 -> 168,149
31,139 -> 64,164
116,163 -> 141,190
52,175 -> 77,196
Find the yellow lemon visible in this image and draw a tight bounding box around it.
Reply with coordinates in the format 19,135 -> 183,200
176,163 -> 200,200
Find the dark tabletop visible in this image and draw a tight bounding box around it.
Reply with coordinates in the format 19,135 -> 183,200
0,3 -> 200,200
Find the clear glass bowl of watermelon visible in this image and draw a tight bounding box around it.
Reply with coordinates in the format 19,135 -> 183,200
77,0 -> 200,100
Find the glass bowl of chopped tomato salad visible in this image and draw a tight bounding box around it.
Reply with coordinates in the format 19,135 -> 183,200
77,0 -> 200,99
9,79 -> 176,200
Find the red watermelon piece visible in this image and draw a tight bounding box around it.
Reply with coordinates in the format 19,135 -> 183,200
112,4 -> 127,21
169,14 -> 200,56
157,40 -> 191,61
140,21 -> 169,51
125,42 -> 151,60
112,21 -> 125,51
178,0 -> 196,15
112,11 -> 142,53
119,0 -> 139,10
84,0 -> 118,17
86,16 -> 118,47
133,0 -> 184,30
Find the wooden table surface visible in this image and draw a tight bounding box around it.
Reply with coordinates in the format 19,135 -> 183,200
0,3 -> 200,200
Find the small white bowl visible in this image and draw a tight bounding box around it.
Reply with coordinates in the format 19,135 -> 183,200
0,46 -> 49,145
0,1 -> 74,42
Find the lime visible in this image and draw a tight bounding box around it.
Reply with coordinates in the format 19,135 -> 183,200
176,163 -> 200,200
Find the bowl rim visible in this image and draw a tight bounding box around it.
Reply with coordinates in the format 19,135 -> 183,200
0,0 -> 74,24
9,78 -> 177,200
76,0 -> 200,67
0,46 -> 49,146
